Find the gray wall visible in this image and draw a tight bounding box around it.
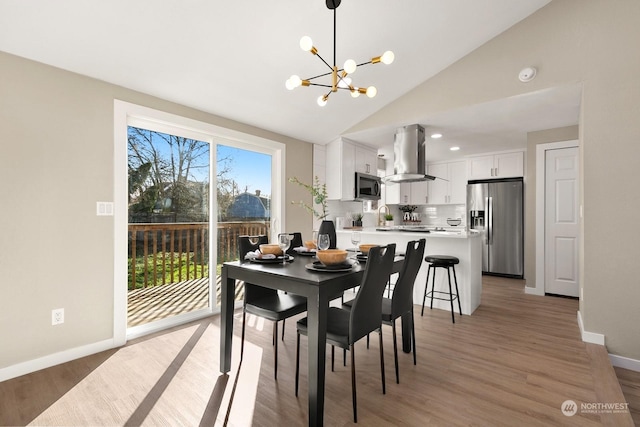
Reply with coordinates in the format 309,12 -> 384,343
0,51 -> 313,370
347,0 -> 640,359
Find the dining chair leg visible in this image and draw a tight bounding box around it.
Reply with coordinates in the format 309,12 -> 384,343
343,348 -> 346,367
350,344 -> 357,423
295,331 -> 300,397
282,319 -> 286,341
411,310 -> 417,366
274,321 -> 279,379
331,345 -> 335,372
366,334 -> 370,349
392,319 -> 399,384
241,309 -> 247,362
378,328 -> 386,395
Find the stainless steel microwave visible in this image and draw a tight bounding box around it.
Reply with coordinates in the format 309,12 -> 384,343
355,172 -> 382,200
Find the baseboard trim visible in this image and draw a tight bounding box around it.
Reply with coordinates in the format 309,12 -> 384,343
0,339 -> 116,383
524,286 -> 544,296
577,310 -> 606,345
609,353 -> 640,372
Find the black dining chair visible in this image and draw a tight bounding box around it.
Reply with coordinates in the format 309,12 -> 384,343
285,232 -> 303,255
295,244 -> 396,423
238,235 -> 307,380
381,238 -> 425,384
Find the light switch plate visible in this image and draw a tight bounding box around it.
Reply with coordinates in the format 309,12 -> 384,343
96,202 -> 114,216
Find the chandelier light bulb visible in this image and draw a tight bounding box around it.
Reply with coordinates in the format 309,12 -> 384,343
343,59 -> 357,74
300,36 -> 314,52
285,75 -> 301,90
317,95 -> 328,106
366,86 -> 377,98
350,88 -> 360,98
338,77 -> 352,89
285,79 -> 294,90
381,51 -> 395,65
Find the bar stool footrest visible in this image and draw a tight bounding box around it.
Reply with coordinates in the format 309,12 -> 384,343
425,290 -> 459,302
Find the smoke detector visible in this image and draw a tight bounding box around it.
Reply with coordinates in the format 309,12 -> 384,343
518,67 -> 537,82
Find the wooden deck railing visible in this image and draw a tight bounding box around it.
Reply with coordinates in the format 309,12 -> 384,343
128,221 -> 270,290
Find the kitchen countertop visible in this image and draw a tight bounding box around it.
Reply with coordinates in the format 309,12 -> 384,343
337,227 -> 481,239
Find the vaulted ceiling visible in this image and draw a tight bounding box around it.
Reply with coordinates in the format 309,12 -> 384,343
1,0 -> 580,161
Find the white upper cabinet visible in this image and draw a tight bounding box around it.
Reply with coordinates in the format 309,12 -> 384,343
387,181 -> 428,205
467,151 -> 524,180
427,160 -> 466,204
326,137 -> 378,200
355,145 -> 378,175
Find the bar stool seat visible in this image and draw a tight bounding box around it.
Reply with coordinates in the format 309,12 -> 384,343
421,255 -> 462,323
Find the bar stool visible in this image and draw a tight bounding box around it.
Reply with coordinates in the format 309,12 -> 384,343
421,255 -> 462,323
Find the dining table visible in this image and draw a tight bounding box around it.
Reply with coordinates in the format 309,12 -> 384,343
220,253 -> 406,426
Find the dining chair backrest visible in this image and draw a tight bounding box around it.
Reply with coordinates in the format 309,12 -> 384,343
349,244 -> 396,343
238,235 -> 273,303
391,239 -> 426,318
286,232 -> 303,255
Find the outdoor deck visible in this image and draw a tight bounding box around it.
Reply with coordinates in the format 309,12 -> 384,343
127,276 -> 243,327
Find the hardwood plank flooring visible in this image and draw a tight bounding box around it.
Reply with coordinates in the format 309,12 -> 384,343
0,276 -> 636,426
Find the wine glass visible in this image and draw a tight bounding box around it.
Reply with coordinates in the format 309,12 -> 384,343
278,233 -> 291,264
351,231 -> 361,255
317,234 -> 330,251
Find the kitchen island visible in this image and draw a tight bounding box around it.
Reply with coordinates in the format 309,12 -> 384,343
337,228 -> 483,315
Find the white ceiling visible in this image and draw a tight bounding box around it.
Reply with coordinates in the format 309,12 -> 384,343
0,0 -> 579,160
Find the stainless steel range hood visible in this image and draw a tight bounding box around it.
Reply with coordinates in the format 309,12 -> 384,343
383,124 -> 435,183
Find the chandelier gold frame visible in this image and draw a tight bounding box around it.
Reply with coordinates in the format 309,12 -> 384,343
285,0 -> 394,106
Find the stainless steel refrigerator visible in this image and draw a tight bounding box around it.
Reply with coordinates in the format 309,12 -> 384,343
467,178 -> 523,278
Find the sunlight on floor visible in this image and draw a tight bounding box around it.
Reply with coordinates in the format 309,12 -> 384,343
27,320 -> 263,427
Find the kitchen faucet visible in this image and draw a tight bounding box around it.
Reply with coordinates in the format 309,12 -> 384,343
378,204 -> 390,226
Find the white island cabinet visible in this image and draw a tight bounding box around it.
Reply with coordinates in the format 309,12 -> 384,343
336,229 -> 483,315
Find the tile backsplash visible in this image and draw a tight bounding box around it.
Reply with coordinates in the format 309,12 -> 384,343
420,204 -> 466,227
328,200 -> 467,229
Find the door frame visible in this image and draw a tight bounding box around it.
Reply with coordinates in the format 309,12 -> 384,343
113,100 -> 286,345
534,139 -> 579,296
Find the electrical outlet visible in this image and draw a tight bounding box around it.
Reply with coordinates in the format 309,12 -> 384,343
52,308 -> 64,325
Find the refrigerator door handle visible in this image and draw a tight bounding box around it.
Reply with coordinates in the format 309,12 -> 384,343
487,196 -> 493,245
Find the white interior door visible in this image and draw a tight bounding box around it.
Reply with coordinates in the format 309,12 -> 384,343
545,146 -> 579,296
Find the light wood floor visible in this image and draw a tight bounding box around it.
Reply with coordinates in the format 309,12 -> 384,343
1,277 -> 636,426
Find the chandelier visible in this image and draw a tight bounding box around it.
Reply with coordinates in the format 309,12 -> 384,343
285,0 -> 395,107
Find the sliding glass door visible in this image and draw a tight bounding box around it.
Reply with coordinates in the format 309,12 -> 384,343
215,144 -> 272,304
127,127 -> 211,328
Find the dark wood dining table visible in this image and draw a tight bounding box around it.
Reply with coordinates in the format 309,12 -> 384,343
220,254 -> 406,426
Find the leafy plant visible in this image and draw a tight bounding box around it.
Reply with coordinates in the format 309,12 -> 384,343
384,213 -> 394,221
352,213 -> 363,221
399,205 -> 417,213
289,176 -> 328,219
